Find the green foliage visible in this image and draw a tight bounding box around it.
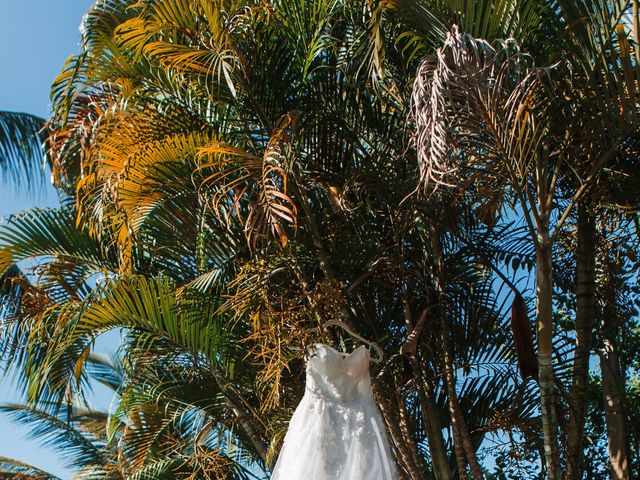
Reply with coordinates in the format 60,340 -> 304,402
0,111 -> 47,192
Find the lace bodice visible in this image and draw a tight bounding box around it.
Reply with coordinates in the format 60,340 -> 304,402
305,344 -> 373,405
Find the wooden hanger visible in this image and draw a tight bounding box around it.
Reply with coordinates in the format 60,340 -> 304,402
320,318 -> 383,364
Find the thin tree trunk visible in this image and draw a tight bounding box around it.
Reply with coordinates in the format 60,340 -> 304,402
633,0 -> 640,65
432,230 -> 483,480
600,344 -> 631,480
599,266 -> 631,480
440,317 -> 483,480
417,363 -> 453,480
401,297 -> 452,480
441,345 -> 470,478
230,405 -> 268,462
373,381 -> 423,480
536,230 -> 562,479
531,140 -> 563,479
397,389 -> 425,479
213,375 -> 268,462
566,203 -> 596,480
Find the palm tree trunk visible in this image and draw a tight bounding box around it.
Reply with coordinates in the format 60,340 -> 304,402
210,371 -> 268,462
373,381 -> 423,480
441,352 -> 469,478
431,230 -> 482,480
633,0 -> 640,65
399,286 -> 452,480
230,405 -> 269,462
440,318 -> 483,480
566,203 -> 596,480
600,343 -> 631,480
397,389 -> 425,479
536,230 -> 562,479
599,271 -> 631,480
416,364 -> 452,480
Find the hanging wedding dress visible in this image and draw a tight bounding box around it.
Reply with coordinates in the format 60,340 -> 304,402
270,343 -> 398,480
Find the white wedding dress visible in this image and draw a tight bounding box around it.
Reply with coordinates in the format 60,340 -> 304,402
270,343 -> 398,479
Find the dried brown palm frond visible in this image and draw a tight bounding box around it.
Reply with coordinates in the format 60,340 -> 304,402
242,311 -> 308,413
218,257 -> 311,411
198,111 -> 299,251
510,293 -> 538,380
239,278 -> 364,413
410,25 -> 555,193
185,446 -> 238,480
245,112 -> 299,249
46,87 -> 119,193
217,249 -> 363,415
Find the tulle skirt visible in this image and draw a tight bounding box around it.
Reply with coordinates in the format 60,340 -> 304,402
270,391 -> 398,480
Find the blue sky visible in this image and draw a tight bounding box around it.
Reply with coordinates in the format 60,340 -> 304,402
0,2 -> 116,478
0,0 -> 94,214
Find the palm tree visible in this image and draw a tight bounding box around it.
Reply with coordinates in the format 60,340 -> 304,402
1,0 -> 638,479
405,0 -> 640,475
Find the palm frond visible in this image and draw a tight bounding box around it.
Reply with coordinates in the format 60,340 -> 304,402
0,207 -> 117,277
0,404 -> 105,469
0,112 -> 47,191
0,456 -> 62,480
411,26 -> 554,191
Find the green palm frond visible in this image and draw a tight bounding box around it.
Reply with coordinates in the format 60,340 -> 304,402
0,265 -> 25,320
107,349 -> 264,478
45,276 -> 235,376
85,354 -> 123,393
453,0 -> 544,41
375,0 -> 545,59
0,404 -> 105,470
0,112 -> 47,191
0,456 -> 62,480
0,207 -> 118,277
123,458 -> 181,480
